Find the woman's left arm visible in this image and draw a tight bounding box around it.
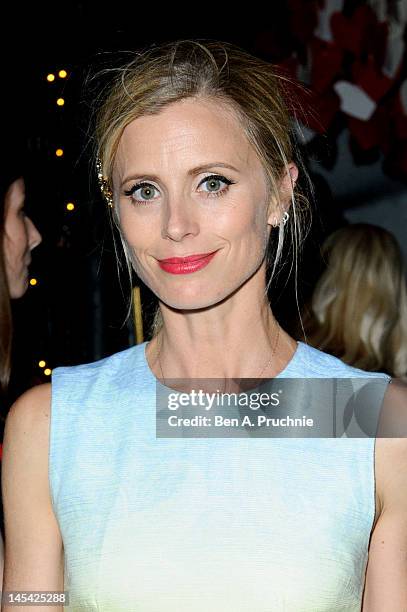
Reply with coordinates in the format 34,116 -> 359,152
363,380 -> 407,611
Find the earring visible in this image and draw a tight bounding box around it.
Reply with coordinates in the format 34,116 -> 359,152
271,211 -> 289,228
96,157 -> 114,208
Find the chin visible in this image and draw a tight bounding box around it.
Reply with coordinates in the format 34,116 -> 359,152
159,287 -> 232,311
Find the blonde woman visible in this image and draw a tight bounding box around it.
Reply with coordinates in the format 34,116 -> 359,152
2,40 -> 407,611
301,223 -> 407,380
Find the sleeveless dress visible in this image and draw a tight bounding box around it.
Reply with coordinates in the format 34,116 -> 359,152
49,340 -> 391,611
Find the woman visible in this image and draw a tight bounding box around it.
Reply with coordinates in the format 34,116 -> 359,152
0,161 -> 42,587
0,166 -> 43,396
2,40 -> 406,611
300,223 -> 407,380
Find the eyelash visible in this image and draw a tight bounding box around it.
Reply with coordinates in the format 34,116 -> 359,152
123,174 -> 235,206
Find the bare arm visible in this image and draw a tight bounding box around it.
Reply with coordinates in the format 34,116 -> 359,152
1,383 -> 64,611
363,380 -> 407,611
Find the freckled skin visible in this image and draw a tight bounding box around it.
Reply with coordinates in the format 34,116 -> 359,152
3,178 -> 42,298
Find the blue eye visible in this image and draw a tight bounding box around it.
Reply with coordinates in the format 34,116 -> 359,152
124,182 -> 157,204
199,175 -> 234,197
123,174 -> 235,206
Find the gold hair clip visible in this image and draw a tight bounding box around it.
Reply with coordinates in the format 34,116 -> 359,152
96,157 -> 114,208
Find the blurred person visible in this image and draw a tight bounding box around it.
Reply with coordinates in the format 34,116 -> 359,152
300,223 -> 407,380
0,158 -> 42,587
2,40 -> 407,611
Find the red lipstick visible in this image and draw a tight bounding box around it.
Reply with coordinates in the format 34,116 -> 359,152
158,250 -> 219,274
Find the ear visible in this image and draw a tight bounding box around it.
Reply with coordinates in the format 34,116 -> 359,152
267,163 -> 298,227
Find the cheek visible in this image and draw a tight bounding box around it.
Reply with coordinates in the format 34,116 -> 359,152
118,205 -> 151,239
216,197 -> 268,250
3,234 -> 18,268
5,218 -> 27,258
118,212 -> 153,271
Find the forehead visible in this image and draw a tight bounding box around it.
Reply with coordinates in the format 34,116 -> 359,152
115,98 -> 254,170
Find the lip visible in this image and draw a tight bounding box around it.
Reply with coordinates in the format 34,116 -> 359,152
158,251 -> 218,264
158,250 -> 219,274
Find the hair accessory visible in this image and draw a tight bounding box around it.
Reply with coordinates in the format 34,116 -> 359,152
96,157 -> 114,208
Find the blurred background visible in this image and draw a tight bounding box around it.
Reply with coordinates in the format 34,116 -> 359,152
1,0 -> 406,420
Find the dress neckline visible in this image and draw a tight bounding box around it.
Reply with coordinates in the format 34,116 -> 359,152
142,339 -> 304,391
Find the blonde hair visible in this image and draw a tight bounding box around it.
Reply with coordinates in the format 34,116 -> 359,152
302,223 -> 407,378
92,39 -> 313,338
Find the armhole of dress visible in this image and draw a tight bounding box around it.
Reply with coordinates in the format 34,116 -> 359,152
368,374 -> 393,542
370,435 -> 378,540
48,371 -> 60,519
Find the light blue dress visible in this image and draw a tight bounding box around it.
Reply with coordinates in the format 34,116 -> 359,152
49,340 -> 391,611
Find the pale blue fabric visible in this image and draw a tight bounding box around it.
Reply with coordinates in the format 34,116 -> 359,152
49,340 -> 391,611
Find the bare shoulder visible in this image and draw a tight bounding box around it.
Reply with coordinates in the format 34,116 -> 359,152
2,381 -> 53,502
375,377 -> 407,513
3,383 -> 52,453
2,383 -> 64,595
6,381 -> 52,420
363,378 -> 407,608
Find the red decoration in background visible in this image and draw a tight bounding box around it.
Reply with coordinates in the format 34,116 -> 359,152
330,10 -> 366,56
275,60 -> 340,134
268,0 -> 407,180
352,56 -> 393,101
330,5 -> 387,62
288,0 -> 320,44
299,89 -> 341,133
310,38 -> 344,93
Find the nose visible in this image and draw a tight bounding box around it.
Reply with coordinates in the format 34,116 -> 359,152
161,197 -> 200,242
26,216 -> 42,251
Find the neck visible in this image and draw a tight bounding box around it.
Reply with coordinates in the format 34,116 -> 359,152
146,297 -> 297,381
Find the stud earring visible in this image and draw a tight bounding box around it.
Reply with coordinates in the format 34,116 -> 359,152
96,157 -> 114,208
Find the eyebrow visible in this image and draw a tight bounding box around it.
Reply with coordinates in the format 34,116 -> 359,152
121,162 -> 239,186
